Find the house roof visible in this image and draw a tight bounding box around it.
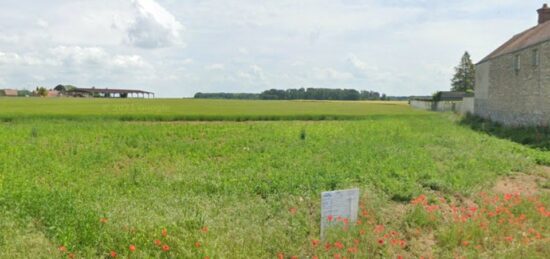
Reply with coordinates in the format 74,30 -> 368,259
479,21 -> 550,64
70,88 -> 153,94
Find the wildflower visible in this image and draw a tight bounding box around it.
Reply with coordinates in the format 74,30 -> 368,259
201,226 -> 209,233
129,245 -> 136,252
110,251 -> 117,258
504,194 -> 513,201
347,247 -> 358,254
377,239 -> 385,245
325,242 -> 332,251
162,228 -> 168,237
397,256 -> 404,259
291,256 -> 298,259
361,209 -> 369,217
67,253 -> 75,259
277,253 -> 284,259
374,225 -> 385,233
327,215 -> 334,222
334,241 -> 344,249
505,236 -> 514,242
289,207 -> 297,215
154,239 -> 162,246
360,229 -> 366,235
195,242 -> 201,248
205,257 -> 210,259
356,219 -> 362,225
162,244 -> 170,252
311,239 -> 320,247
342,218 -> 349,225
354,239 -> 360,245
313,256 -> 319,259
59,246 -> 67,252
100,218 -> 108,224
462,241 -> 469,247
334,254 -> 341,259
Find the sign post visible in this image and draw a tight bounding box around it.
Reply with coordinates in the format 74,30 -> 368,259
320,188 -> 359,239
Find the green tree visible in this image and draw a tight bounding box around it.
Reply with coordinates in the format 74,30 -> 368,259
36,87 -> 48,97
451,52 -> 475,92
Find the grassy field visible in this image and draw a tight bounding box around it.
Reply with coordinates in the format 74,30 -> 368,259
0,99 -> 548,258
0,98 -> 416,121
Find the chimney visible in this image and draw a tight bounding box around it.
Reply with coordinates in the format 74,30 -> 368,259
538,4 -> 550,24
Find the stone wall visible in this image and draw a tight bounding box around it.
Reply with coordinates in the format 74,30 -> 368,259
475,41 -> 550,126
410,100 -> 472,114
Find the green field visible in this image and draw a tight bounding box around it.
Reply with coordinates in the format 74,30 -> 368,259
0,99 -> 548,258
0,98 -> 416,121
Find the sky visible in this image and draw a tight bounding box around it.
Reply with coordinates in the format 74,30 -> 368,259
0,0 -> 544,97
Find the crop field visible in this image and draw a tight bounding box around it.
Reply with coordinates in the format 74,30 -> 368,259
0,98 -> 548,258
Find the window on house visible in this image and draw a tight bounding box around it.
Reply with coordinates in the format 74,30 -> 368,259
514,54 -> 521,72
532,49 -> 540,66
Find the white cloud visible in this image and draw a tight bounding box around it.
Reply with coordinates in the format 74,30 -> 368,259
127,0 -> 185,49
313,68 -> 354,81
205,63 -> 225,71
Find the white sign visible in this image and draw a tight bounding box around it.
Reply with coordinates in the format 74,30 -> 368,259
321,188 -> 359,239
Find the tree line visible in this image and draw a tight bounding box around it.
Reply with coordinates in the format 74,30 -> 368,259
194,88 -> 386,101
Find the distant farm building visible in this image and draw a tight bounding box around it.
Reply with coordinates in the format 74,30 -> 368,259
68,88 -> 155,98
1,89 -> 18,97
475,4 -> 550,126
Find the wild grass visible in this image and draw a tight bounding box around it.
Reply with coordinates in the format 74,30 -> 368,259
0,99 -> 548,257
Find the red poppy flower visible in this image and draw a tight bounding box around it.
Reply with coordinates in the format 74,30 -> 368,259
327,215 -> 334,222
291,256 -> 298,259
154,239 -> 162,246
162,244 -> 170,252
67,253 -> 75,259
129,245 -> 136,252
505,236 -> 514,242
374,225 -> 385,233
378,239 -> 385,245
277,252 -> 284,259
162,228 -> 168,237
334,241 -> 344,249
311,239 -> 320,247
333,254 -> 341,259
110,251 -> 117,258
58,246 -> 67,252
397,255 -> 403,259
201,226 -> 209,233
289,207 -> 297,215
194,242 -> 201,248
100,218 -> 108,224
462,241 -> 469,246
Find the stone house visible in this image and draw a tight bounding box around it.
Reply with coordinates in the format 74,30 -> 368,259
475,4 -> 550,126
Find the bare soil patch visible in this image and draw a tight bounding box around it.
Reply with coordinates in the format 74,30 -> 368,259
492,167 -> 550,196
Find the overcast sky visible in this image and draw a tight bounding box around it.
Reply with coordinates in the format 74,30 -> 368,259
0,0 -> 544,97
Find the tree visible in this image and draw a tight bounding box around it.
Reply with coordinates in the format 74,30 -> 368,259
36,87 -> 48,97
54,85 -> 66,92
451,52 -> 475,92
